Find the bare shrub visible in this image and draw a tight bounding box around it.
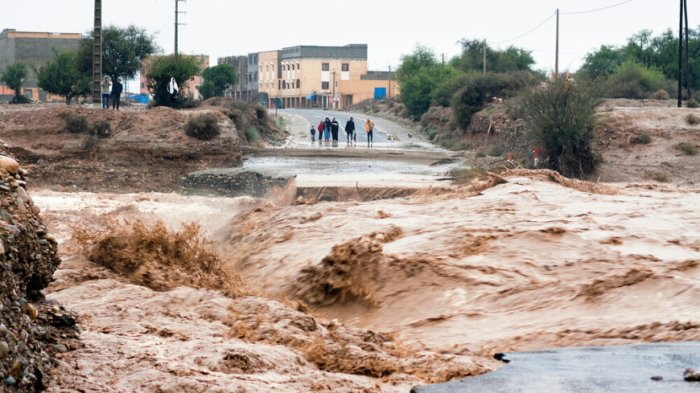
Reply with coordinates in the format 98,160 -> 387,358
686,99 -> 699,108
631,132 -> 652,144
91,120 -> 112,137
675,142 -> 698,155
686,114 -> 700,126
185,113 -> 220,140
643,170 -> 670,183
73,218 -> 244,297
62,112 -> 88,133
651,89 -> 670,100
515,78 -> 602,178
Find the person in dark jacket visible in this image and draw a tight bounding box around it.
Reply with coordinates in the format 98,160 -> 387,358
323,117 -> 332,143
111,78 -> 123,110
330,118 -> 340,146
345,117 -> 356,146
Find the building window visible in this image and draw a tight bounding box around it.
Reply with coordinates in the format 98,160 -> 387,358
296,79 -> 300,89
342,63 -> 349,71
278,80 -> 281,89
322,81 -> 329,90
322,63 -> 329,71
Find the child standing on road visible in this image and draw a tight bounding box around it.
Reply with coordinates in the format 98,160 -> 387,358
310,125 -> 316,142
317,121 -> 324,145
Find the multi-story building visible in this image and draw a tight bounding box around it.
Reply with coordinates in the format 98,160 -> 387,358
257,50 -> 281,107
0,28 -> 82,102
247,52 -> 259,103
252,44 -> 397,109
217,55 -> 248,100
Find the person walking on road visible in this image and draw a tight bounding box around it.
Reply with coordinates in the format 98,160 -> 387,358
323,117 -> 332,143
111,78 -> 123,110
100,76 -> 111,109
330,117 -> 340,146
345,117 -> 356,146
364,118 -> 375,148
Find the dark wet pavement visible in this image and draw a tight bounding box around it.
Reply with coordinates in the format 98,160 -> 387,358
412,342 -> 700,393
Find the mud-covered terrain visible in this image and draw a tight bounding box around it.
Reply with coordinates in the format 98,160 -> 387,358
1,101 -> 699,392
0,101 -> 285,193
29,169 -> 700,391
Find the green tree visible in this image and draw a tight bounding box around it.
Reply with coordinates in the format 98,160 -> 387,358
580,28 -> 700,91
577,45 -> 624,79
605,60 -> 665,98
396,46 -> 458,118
38,51 -> 90,104
1,63 -> 28,103
198,64 -> 237,99
451,39 -> 535,74
145,55 -> 200,106
396,45 -> 440,81
77,25 -> 159,81
516,78 -> 602,178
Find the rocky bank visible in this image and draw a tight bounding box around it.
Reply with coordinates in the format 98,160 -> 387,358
0,146 -> 76,391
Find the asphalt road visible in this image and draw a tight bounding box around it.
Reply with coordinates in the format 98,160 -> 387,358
412,342 -> 700,393
282,108 -> 389,146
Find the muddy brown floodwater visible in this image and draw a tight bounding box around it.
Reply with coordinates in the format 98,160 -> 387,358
31,169 -> 700,392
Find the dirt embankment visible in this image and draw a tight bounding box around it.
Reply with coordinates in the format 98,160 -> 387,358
593,101 -> 700,185
0,149 -> 78,391
0,102 -> 285,193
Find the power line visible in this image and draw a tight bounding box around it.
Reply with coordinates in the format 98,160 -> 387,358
561,0 -> 633,15
489,11 -> 556,44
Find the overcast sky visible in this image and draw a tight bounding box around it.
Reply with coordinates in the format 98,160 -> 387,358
0,0 -> 695,73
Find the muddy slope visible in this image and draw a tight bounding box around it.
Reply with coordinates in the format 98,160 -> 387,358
0,106 -> 242,193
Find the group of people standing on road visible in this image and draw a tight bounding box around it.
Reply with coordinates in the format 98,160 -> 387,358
100,76 -> 123,110
311,116 -> 375,148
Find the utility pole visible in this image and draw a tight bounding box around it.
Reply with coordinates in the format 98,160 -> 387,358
175,0 -> 186,56
684,0 -> 691,100
678,0 -> 684,107
554,8 -> 560,79
92,0 -> 102,103
388,65 -> 392,98
441,53 -> 445,66
482,40 -> 487,75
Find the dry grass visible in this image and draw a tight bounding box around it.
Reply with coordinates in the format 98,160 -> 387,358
73,217 -> 245,297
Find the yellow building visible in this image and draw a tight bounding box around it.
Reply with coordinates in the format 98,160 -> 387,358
254,44 -> 397,110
